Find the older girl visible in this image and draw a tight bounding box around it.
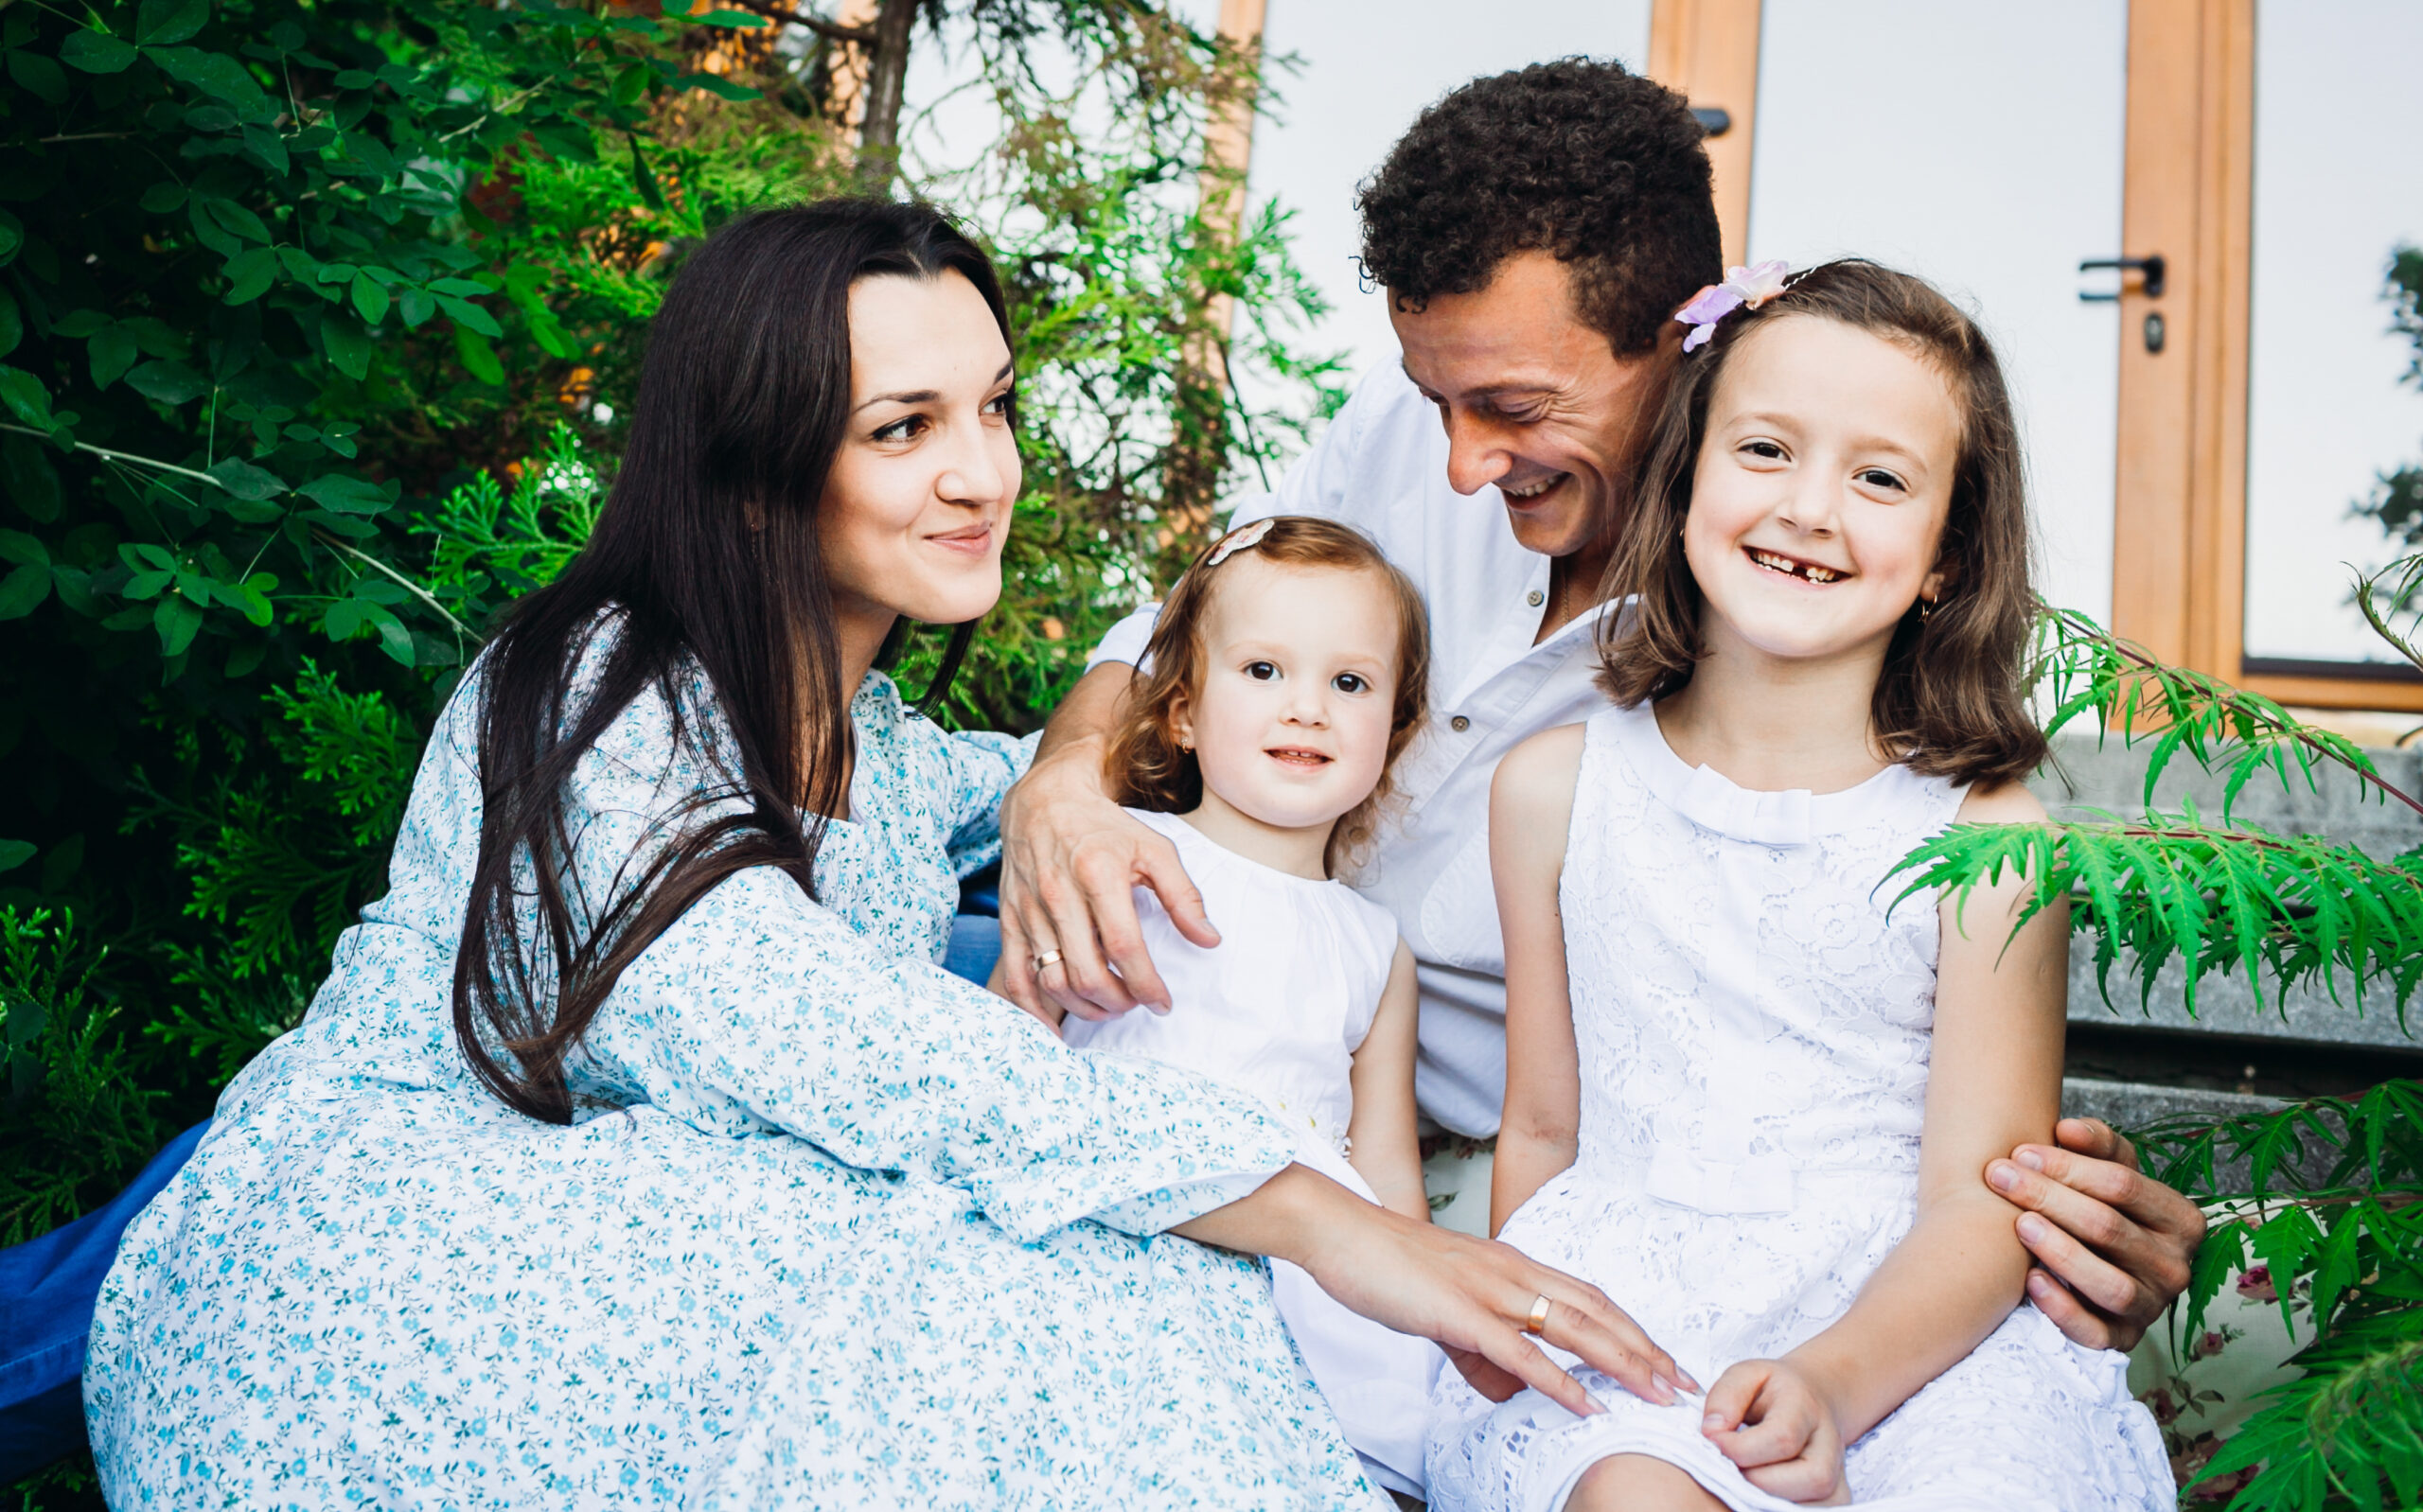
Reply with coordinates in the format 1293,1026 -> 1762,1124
1427,261 -> 2171,1511
86,201 -> 1671,1509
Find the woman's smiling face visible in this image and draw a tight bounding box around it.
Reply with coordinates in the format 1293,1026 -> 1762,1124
820,270 -> 1019,659
1683,313 -> 1960,670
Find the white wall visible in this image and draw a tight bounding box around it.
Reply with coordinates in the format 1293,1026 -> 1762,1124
1244,0 -> 1655,399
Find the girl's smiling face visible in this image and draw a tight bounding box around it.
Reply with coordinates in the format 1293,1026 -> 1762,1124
819,270 -> 1019,659
1176,555 -> 1403,838
1684,314 -> 1961,670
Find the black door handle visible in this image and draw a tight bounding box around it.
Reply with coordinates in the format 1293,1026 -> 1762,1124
2078,255 -> 2166,301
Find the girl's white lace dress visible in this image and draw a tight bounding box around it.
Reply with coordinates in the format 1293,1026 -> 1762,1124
85,624 -> 1388,1510
1424,703 -> 2171,1512
1064,808 -> 1447,1498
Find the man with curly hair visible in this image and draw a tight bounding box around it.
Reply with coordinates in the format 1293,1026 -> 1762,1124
997,57 -> 2202,1363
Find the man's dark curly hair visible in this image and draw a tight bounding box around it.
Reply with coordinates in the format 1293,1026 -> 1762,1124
1356,58 -> 1722,355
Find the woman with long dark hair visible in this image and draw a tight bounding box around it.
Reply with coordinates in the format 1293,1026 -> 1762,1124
85,201 -> 1671,1507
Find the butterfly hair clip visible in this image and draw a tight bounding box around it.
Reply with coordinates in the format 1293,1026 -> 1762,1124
1674,260 -> 1792,352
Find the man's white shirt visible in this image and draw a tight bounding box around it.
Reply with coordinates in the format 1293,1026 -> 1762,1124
1086,361 -> 1618,1137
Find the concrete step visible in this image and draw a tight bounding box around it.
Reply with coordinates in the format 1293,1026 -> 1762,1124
2024,730 -> 2423,1100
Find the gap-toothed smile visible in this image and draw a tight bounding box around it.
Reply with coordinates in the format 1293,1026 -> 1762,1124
1747,547 -> 1848,585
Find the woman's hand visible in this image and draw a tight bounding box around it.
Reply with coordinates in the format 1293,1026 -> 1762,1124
1177,1165 -> 1692,1420
1699,1358 -> 1849,1504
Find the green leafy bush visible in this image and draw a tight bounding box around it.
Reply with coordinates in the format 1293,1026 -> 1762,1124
0,908 -> 166,1244
0,0 -> 815,1250
0,0 -> 1335,1303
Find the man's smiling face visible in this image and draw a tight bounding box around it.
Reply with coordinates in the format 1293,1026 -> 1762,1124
1390,249 -> 1681,563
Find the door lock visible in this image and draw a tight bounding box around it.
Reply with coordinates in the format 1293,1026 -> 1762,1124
2078,255 -> 2166,302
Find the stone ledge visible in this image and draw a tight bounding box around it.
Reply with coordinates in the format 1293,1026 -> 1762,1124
2027,730 -> 2423,1055
2065,954 -> 2421,1051
2061,1076 -> 2281,1129
2031,729 -> 2423,865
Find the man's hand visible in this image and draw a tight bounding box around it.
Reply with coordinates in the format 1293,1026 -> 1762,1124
1698,1358 -> 1848,1504
996,685 -> 1214,1020
1985,1116 -> 2207,1351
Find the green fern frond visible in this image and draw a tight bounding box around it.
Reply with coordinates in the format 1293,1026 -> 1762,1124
2354,556 -> 2423,675
2191,1316 -> 2423,1511
417,422 -> 603,624
0,908 -> 168,1243
266,661 -> 419,847
2032,606 -> 2420,825
146,943 -> 314,1084
1890,817 -> 2423,1021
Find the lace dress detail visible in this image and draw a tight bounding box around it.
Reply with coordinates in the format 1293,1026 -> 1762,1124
1424,703 -> 2170,1512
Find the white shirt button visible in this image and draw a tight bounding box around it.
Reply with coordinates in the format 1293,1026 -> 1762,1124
1450,715 -> 1471,732
1527,589 -> 1545,607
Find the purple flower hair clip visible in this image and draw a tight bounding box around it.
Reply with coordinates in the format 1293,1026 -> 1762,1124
1674,260 -> 1792,352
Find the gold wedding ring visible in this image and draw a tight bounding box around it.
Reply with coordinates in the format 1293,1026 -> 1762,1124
1524,1293 -> 1553,1335
1033,949 -> 1064,973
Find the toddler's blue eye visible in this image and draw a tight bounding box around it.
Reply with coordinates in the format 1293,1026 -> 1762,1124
1333,673 -> 1369,694
1245,660 -> 1278,681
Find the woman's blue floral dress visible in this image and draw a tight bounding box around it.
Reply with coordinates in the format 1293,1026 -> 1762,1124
84,627 -> 1384,1509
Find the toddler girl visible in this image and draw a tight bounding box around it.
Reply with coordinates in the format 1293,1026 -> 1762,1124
1426,261 -> 2171,1511
1010,515 -> 1444,1499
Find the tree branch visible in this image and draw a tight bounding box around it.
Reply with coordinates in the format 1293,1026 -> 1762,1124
0,423 -> 229,489
312,530 -> 479,648
853,0 -> 919,193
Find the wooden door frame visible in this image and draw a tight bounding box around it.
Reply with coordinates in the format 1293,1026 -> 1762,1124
1647,0 -> 1761,269
2115,0 -> 2423,711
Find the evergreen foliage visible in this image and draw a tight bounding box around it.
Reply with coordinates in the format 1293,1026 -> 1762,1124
1900,588 -> 2423,1511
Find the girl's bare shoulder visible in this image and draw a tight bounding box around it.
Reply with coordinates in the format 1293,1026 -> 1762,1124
1493,723 -> 1590,835
1950,777 -> 2049,825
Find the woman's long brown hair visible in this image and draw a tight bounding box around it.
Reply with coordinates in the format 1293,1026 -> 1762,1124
1597,258 -> 2048,787
452,202 -> 1007,1123
1105,518 -> 1430,875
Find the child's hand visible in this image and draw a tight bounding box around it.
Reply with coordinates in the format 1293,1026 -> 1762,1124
1698,1358 -> 1848,1504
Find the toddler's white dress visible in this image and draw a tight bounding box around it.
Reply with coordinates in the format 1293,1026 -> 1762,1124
1424,704 -> 2172,1512
1065,808 -> 1446,1498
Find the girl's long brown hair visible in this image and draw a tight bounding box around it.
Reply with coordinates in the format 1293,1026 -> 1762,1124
1598,258 -> 2048,787
1106,517 -> 1430,875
